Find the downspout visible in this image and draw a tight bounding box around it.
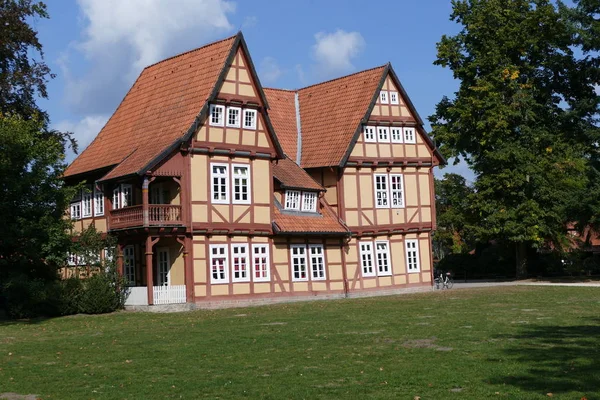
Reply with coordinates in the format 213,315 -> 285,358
294,92 -> 302,164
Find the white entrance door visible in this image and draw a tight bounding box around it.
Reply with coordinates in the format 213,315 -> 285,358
123,245 -> 135,284
157,247 -> 171,286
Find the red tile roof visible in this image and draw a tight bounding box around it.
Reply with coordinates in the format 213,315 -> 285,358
263,88 -> 298,161
273,201 -> 349,234
297,66 -> 386,168
64,34 -> 238,179
272,156 -> 322,191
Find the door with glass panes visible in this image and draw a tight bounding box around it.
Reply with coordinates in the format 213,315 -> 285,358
156,247 -> 171,286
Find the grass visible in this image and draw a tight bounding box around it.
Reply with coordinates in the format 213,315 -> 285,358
1,286 -> 599,399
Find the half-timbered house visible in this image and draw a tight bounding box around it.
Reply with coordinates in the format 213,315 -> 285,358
63,32 -> 445,308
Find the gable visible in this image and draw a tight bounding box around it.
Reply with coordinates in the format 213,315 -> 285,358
341,67 -> 445,166
370,74 -> 416,121
192,44 -> 283,157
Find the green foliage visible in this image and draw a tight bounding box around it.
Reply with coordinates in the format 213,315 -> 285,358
0,0 -> 52,119
2,275 -> 63,318
0,114 -> 74,283
433,173 -> 476,258
430,0 -> 599,276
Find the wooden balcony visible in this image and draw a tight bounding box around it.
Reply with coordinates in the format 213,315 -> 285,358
110,204 -> 183,230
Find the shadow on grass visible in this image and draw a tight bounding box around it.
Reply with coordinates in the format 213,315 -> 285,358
489,319 -> 600,395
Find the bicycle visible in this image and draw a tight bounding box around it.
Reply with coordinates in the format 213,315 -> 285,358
434,271 -> 454,290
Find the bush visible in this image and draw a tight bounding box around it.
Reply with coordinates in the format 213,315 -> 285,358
78,273 -> 122,314
2,275 -> 63,318
60,277 -> 84,315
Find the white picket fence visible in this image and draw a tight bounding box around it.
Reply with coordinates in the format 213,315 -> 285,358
124,285 -> 186,306
153,285 -> 186,305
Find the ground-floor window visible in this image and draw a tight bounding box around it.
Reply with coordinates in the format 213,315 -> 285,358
156,247 -> 170,286
405,239 -> 420,272
209,243 -> 270,284
360,240 -> 392,277
123,245 -> 135,284
290,244 -> 326,282
252,244 -> 270,282
210,245 -> 228,283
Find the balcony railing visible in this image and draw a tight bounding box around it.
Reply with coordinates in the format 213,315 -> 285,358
110,204 -> 183,230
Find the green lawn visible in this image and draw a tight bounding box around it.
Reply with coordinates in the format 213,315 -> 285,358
1,287 -> 599,399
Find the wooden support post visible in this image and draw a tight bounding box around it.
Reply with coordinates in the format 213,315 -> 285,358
117,243 -> 124,277
142,177 -> 150,227
177,236 -> 194,303
146,235 -> 160,305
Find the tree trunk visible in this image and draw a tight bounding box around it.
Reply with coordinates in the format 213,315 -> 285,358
515,241 -> 527,279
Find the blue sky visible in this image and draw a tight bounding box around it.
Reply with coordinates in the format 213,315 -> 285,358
35,0 -> 472,179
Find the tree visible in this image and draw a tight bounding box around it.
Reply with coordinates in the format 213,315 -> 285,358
430,0 -> 599,278
433,173 -> 475,259
0,0 -> 53,120
0,114 -> 73,283
0,1 -> 76,313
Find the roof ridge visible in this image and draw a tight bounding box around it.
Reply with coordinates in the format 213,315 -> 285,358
143,33 -> 239,71
263,87 -> 297,93
297,63 -> 388,91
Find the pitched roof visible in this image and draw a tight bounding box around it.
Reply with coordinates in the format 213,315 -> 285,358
272,156 -> 322,191
273,201 -> 349,235
263,88 -> 298,161
65,34 -> 238,180
297,66 -> 386,168
266,64 -> 446,168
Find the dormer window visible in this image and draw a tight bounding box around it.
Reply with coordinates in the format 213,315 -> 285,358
390,91 -> 399,104
379,91 -> 388,104
284,190 -> 301,210
243,109 -> 257,130
301,192 -> 317,212
285,190 -> 318,212
210,104 -> 225,126
226,107 -> 241,128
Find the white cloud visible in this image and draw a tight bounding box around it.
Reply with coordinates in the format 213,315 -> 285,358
259,57 -> 282,84
62,0 -> 236,115
54,115 -> 109,162
311,29 -> 365,77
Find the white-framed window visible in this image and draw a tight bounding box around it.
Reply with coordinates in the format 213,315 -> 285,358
70,202 -> 81,220
375,241 -> 392,276
404,127 -> 416,144
156,247 -> 170,286
210,244 -> 229,283
377,126 -> 390,143
390,91 -> 399,105
309,244 -> 326,280
291,245 -> 308,281
252,244 -> 270,282
232,164 -> 251,204
243,109 -> 257,130
67,253 -> 81,266
112,184 -> 132,210
211,163 -> 229,204
301,192 -> 318,212
209,104 -> 225,127
123,245 -> 135,285
391,127 -> 403,143
373,173 -> 405,209
390,174 -> 405,208
94,185 -> 104,216
112,187 -> 121,210
359,242 -> 375,277
285,190 -> 301,210
405,239 -> 420,272
231,244 -> 250,282
226,106 -> 241,128
82,185 -> 92,218
363,125 -> 376,143
374,174 -> 389,208
380,91 -> 389,104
